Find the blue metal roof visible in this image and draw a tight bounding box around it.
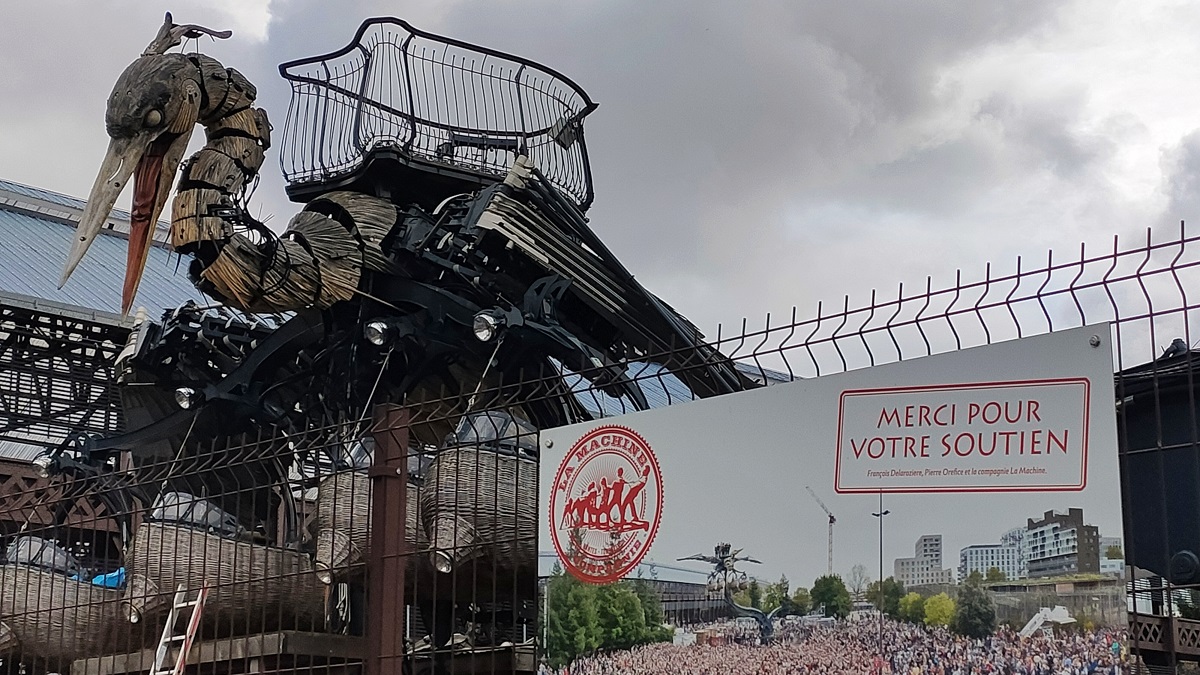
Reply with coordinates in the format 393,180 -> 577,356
0,180 -> 200,316
0,178 -> 103,214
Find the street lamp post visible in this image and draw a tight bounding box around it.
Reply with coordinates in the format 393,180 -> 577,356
871,491 -> 891,669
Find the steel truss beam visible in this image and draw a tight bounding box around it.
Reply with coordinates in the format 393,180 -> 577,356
0,297 -> 129,447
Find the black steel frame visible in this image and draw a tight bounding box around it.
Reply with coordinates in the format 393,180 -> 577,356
0,293 -> 129,448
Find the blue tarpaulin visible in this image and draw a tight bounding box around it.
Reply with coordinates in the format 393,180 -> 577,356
90,567 -> 125,589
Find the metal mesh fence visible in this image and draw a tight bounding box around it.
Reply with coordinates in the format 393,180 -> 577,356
2,222 -> 1200,672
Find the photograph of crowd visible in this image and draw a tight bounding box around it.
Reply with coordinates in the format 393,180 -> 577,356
544,618 -> 1127,675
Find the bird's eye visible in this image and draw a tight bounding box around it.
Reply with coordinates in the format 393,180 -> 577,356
144,110 -> 163,127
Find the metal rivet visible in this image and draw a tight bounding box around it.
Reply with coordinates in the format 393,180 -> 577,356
544,438 -> 553,448
1089,335 -> 1101,348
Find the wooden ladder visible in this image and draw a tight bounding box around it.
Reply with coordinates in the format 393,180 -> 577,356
150,585 -> 208,675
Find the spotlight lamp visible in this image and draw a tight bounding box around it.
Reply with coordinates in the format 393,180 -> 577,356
364,320 -> 391,346
174,387 -> 202,410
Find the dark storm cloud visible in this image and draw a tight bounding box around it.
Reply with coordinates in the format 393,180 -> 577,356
1161,129 -> 1200,223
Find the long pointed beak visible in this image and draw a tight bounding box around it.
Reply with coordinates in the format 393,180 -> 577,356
61,137 -> 141,289
122,129 -> 193,314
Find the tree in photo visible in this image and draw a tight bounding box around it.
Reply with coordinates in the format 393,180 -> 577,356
790,586 -> 812,616
866,577 -> 906,619
542,565 -> 673,667
732,586 -> 752,607
1105,545 -> 1124,560
542,569 -> 602,668
810,574 -> 852,619
952,577 -> 996,638
899,591 -> 925,624
847,563 -> 871,599
594,582 -> 650,651
923,593 -> 955,627
762,575 -> 790,614
630,576 -> 672,642
985,567 -> 1007,583
965,569 -> 984,585
748,578 -> 763,610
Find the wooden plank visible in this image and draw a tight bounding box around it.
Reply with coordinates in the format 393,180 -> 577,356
171,216 -> 231,249
204,109 -> 266,145
307,192 -> 399,274
72,632 -> 364,675
182,148 -> 247,194
195,55 -> 232,125
285,212 -> 362,307
208,135 -> 266,174
368,406 -> 411,675
195,57 -> 258,126
202,234 -> 323,312
408,644 -> 535,675
278,631 -> 366,660
171,188 -> 226,221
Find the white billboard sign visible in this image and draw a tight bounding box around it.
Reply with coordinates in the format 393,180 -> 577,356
539,325 -> 1119,587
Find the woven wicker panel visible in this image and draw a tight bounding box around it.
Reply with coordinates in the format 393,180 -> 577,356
419,448 -> 535,572
123,522 -> 324,631
313,471 -> 422,579
0,565 -> 121,662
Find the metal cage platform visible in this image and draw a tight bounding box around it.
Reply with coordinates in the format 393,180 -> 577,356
279,18 -> 598,211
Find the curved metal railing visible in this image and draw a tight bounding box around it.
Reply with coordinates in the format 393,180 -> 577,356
278,17 -> 599,209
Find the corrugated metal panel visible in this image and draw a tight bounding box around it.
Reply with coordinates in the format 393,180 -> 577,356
0,178 -> 133,221
0,439 -> 46,462
734,361 -> 794,385
0,208 -> 201,315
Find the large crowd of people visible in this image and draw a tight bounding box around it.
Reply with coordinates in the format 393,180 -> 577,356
543,618 -> 1128,675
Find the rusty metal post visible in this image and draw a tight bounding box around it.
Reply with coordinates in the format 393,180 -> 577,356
368,404 -> 411,675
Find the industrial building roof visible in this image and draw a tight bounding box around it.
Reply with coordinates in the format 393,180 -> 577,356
0,178 -> 202,319
538,550 -> 713,586
0,178 -> 202,459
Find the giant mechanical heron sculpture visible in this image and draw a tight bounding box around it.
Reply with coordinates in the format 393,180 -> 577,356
42,11 -> 762,658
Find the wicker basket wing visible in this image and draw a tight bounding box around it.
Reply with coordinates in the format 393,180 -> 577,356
420,447 -> 536,573
0,565 -> 122,662
312,471 -> 424,583
121,522 -> 325,628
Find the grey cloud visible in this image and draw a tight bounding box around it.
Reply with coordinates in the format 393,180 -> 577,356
1161,129 -> 1200,225
0,0 -> 1175,340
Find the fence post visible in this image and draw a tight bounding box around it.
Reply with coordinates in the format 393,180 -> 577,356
367,404 -> 411,675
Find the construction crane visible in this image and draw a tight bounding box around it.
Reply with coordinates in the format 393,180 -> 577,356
805,485 -> 836,576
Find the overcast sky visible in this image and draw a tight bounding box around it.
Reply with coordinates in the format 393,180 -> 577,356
5,0 -> 1200,340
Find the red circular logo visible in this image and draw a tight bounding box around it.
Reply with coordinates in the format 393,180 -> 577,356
549,425 -> 663,585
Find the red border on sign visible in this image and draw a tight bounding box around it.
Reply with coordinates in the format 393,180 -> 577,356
548,425 -> 663,585
833,377 -> 1091,494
